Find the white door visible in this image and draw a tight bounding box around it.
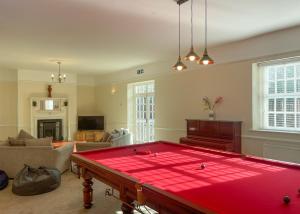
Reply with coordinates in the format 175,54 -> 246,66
128,81 -> 155,143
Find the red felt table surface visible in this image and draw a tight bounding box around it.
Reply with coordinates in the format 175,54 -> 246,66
79,142 -> 300,214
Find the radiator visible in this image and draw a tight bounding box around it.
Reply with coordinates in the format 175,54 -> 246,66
263,143 -> 300,164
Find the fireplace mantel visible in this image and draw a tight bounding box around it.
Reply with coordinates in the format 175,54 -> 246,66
30,97 -> 70,140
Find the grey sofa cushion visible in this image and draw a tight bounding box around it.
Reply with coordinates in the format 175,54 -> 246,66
101,132 -> 111,142
18,130 -> 35,140
8,137 -> 26,146
8,130 -> 36,146
25,137 -> 53,147
111,129 -> 121,139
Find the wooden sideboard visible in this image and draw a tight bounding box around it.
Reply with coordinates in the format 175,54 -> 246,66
180,120 -> 242,153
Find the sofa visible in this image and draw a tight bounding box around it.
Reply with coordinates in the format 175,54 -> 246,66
76,130 -> 131,152
0,140 -> 74,178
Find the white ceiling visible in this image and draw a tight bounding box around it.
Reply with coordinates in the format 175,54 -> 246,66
0,0 -> 300,74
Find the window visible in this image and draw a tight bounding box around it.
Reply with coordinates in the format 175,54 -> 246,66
253,58 -> 300,132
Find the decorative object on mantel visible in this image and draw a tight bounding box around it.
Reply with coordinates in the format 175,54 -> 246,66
51,61 -> 66,83
47,85 -> 52,98
202,96 -> 223,120
172,0 -> 215,70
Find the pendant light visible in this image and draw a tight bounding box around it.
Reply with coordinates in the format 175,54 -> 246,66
173,1 -> 187,71
198,0 -> 214,65
51,61 -> 66,83
184,0 -> 199,62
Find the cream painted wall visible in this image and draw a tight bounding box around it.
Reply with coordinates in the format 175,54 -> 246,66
96,83 -> 127,131
94,27 -> 300,163
0,69 -> 18,139
77,74 -> 98,116
77,85 -> 97,115
96,57 -> 300,161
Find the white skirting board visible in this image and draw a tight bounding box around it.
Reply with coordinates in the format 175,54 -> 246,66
263,143 -> 300,164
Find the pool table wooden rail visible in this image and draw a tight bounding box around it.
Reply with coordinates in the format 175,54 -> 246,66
71,149 -> 214,214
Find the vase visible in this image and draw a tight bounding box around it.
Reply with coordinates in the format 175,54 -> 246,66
208,110 -> 215,120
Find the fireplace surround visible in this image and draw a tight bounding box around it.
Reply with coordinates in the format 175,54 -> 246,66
31,97 -> 70,141
37,119 -> 63,141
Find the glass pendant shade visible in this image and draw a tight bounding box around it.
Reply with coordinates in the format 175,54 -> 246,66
172,2 -> 187,71
198,48 -> 214,65
173,56 -> 187,71
184,0 -> 199,62
198,0 -> 214,66
185,46 -> 200,62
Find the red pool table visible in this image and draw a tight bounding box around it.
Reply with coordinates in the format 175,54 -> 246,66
71,141 -> 300,214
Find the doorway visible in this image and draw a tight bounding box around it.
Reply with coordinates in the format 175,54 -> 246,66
128,80 -> 155,143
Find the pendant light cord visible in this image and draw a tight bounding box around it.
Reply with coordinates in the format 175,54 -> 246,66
58,62 -> 61,76
205,0 -> 207,49
178,4 -> 181,57
191,0 -> 193,46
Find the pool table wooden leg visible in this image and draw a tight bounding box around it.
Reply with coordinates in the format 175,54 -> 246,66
121,200 -> 134,214
83,176 -> 93,209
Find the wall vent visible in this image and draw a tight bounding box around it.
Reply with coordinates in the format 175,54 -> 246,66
137,69 -> 144,75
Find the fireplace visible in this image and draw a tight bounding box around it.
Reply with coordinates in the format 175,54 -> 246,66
38,119 -> 63,141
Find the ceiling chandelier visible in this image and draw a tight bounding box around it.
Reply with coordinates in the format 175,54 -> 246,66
173,0 -> 214,70
51,61 -> 66,83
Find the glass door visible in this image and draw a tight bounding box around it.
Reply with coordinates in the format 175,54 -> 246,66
128,81 -> 155,143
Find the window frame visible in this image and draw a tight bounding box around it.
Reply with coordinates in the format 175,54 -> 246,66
253,57 -> 300,133
127,80 -> 155,143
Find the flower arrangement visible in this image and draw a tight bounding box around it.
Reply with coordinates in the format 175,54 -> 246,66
202,96 -> 223,120
202,96 -> 223,111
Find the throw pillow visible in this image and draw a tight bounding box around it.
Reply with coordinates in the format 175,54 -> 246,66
8,137 -> 26,146
25,137 -> 53,147
94,132 -> 104,142
111,129 -> 121,139
17,130 -> 35,140
122,129 -> 129,135
110,132 -> 120,139
112,129 -> 120,134
107,135 -> 113,142
101,132 -> 111,142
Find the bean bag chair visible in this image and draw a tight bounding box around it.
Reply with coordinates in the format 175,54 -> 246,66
12,165 -> 61,196
0,170 -> 9,190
